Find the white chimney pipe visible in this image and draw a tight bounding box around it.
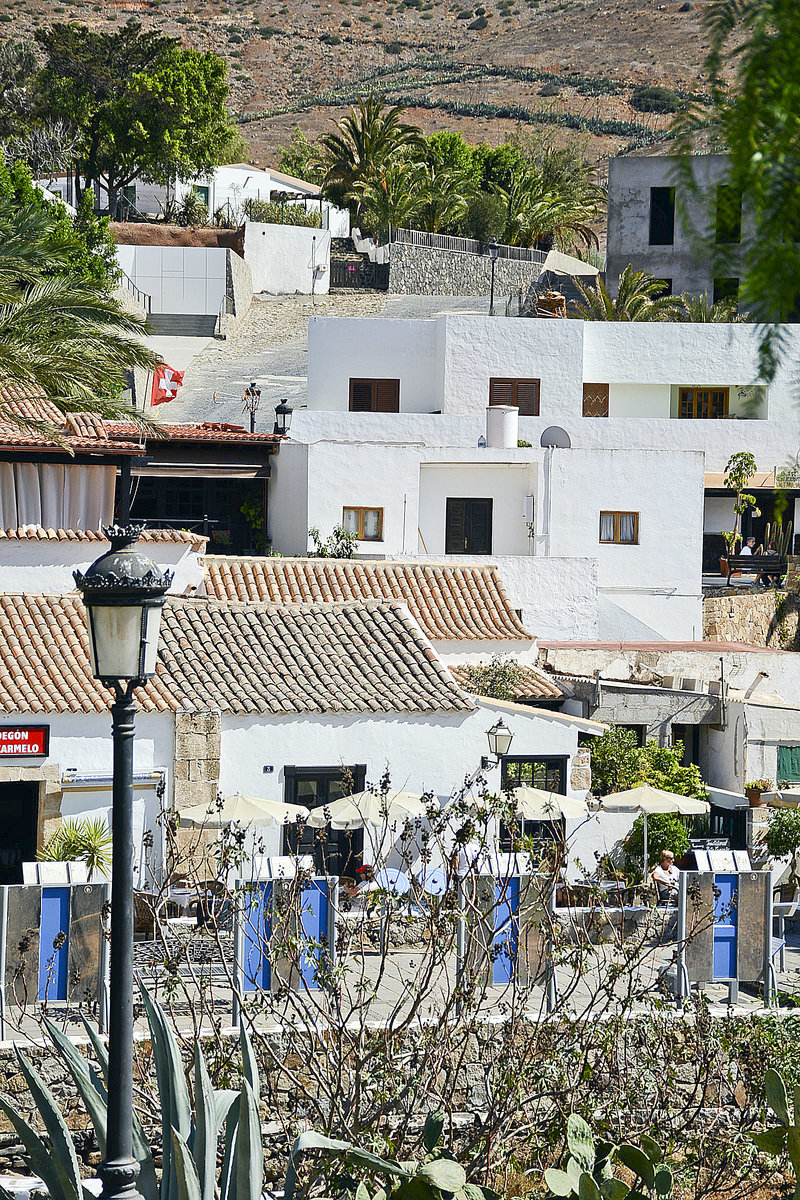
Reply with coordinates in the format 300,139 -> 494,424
485,404 -> 519,449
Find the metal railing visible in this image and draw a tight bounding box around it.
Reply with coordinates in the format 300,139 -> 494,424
393,227 -> 547,263
119,270 -> 152,313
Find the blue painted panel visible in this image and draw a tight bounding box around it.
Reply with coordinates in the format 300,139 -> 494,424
299,880 -> 329,990
712,873 -> 738,980
242,882 -> 271,993
39,887 -> 69,1002
493,877 -> 520,986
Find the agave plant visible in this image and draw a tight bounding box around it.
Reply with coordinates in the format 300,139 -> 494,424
0,985 -> 262,1200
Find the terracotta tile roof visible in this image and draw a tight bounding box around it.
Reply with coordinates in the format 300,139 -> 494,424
450,663 -> 563,702
0,387 -> 144,455
0,595 -> 472,716
0,388 -> 280,453
0,526 -> 208,548
202,557 -> 533,642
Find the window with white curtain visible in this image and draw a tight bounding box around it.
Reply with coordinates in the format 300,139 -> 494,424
0,463 -> 115,530
599,511 -> 639,545
342,506 -> 383,540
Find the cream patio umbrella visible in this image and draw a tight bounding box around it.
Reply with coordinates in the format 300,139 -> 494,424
179,793 -> 310,827
511,786 -> 590,822
593,785 -> 710,879
304,789 -> 429,831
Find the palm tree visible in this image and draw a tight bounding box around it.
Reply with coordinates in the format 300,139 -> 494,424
573,266 -> 685,321
319,95 -> 424,216
351,160 -> 422,238
408,162 -> 474,234
0,194 -> 156,428
677,291 -> 750,322
495,165 -> 604,251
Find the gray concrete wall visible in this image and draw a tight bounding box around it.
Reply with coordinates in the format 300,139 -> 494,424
606,153 -> 751,299
388,241 -> 542,298
217,248 -> 253,338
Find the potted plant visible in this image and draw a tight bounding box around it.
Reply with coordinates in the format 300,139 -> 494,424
745,778 -> 773,807
762,806 -> 800,899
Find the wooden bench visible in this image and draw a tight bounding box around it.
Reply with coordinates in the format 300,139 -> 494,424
725,554 -> 787,585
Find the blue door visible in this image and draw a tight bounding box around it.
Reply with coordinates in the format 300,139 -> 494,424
299,881 -> 329,990
39,887 -> 70,1002
493,877 -> 520,985
242,882 -> 271,993
713,874 -> 738,980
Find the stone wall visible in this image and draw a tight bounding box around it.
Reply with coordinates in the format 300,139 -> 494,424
172,710 -> 221,869
702,587 -> 800,649
216,248 -> 253,339
388,242 -> 542,298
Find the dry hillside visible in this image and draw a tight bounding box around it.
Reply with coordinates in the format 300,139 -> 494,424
0,0 -> 714,169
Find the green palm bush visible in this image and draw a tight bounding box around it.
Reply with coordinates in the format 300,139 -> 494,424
573,266 -> 684,321
39,817 -> 113,880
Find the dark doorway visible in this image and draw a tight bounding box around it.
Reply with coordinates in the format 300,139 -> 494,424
672,724 -> 701,767
0,782 -> 39,883
123,476 -> 266,555
498,756 -> 567,849
445,498 -> 493,554
283,765 -> 366,878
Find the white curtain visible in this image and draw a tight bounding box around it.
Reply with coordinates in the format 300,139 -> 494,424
0,463 -> 115,530
599,512 -> 615,542
619,513 -> 637,543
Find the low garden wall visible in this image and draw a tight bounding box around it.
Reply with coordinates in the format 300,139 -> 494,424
387,242 -> 542,298
702,586 -> 800,649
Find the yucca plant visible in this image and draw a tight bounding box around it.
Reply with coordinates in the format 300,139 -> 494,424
39,817 -> 113,880
0,985 -> 261,1200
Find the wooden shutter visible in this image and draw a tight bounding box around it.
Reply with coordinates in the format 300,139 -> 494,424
778,745 -> 800,783
350,379 -> 374,412
515,379 -> 540,416
583,383 -> 609,417
469,498 -> 493,554
489,378 -> 514,406
375,379 -> 400,412
445,499 -> 467,554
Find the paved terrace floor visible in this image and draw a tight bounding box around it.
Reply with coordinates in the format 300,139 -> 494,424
151,293 -> 489,428
4,918 -> 800,1048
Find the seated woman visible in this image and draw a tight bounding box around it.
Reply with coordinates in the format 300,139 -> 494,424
651,849 -> 680,904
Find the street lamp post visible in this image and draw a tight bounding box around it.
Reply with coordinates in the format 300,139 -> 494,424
242,381 -> 261,433
74,528 -> 173,1200
488,242 -> 500,316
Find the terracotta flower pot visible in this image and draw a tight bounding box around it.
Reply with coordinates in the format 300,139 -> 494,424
746,787 -> 763,807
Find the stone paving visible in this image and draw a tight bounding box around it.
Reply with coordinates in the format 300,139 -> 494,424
162,292 -> 489,428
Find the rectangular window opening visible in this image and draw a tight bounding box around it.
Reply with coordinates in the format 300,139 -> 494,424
678,386 -> 729,419
715,185 -> 742,245
342,506 -> 383,540
349,378 -> 400,413
489,378 -> 540,416
649,187 -> 675,246
712,277 -> 739,306
599,511 -> 639,544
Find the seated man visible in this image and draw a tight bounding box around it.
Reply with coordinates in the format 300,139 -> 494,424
651,849 -> 680,903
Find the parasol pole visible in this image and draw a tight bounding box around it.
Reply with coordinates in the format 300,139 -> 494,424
643,813 -> 648,884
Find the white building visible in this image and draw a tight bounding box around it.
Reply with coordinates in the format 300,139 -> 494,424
262,313 -> 800,641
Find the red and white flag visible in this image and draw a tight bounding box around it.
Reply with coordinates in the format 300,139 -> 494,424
150,363 -> 184,406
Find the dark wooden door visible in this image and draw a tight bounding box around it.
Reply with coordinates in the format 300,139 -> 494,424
445,498 -> 493,554
283,767 -> 365,878
0,782 -> 38,883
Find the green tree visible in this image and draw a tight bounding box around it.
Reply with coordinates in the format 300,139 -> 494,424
723,449 -> 760,552
458,656 -> 524,701
623,812 -> 692,874
307,524 -> 359,558
319,95 -> 424,216
0,156 -> 118,291
407,161 -> 474,233
423,130 -> 483,189
678,291 -> 749,322
35,21 -> 243,218
351,160 -> 422,237
0,194 -> 156,423
278,127 -> 325,185
677,0 -> 800,378
573,265 -> 685,321
0,40 -> 37,140
590,727 -> 708,800
457,192 -> 508,243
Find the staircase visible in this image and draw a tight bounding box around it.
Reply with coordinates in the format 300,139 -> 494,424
147,313 -> 219,336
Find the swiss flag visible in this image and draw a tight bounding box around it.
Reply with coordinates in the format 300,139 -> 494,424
150,363 -> 185,406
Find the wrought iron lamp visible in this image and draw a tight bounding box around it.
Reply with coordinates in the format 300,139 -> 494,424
482,717 -> 513,769
273,399 -> 293,436
488,242 -> 500,316
74,527 -> 172,1200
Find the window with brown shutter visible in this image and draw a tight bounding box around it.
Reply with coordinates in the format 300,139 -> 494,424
349,378 -> 400,412
489,378 -> 540,416
583,383 -> 610,417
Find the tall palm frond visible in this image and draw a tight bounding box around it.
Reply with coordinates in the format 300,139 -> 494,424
677,292 -> 750,322
319,95 -> 424,214
407,162 -> 474,233
573,266 -> 685,321
495,165 -> 605,251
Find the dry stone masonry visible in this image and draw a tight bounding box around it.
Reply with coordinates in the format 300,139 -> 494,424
388,242 -> 541,298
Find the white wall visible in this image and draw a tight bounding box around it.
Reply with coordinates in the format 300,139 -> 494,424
115,245 -> 227,315
610,383 -> 670,418
218,700 -> 586,859
243,223 -> 330,295
268,441 -> 310,555
306,318 -> 440,413
417,463 -> 536,557
0,538 -> 204,595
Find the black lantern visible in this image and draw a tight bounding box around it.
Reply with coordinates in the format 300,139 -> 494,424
273,399 -> 293,436
242,381 -> 261,433
74,526 -> 173,684
482,718 -> 513,768
487,243 -> 500,316
73,525 -> 172,1200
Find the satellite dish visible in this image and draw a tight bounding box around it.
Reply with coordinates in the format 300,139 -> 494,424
540,426 -> 571,449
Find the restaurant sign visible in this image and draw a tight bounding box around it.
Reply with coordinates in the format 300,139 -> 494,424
0,726 -> 49,757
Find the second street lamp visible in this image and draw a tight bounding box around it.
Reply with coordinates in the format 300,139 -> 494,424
74,527 -> 172,1200
488,242 -> 500,316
